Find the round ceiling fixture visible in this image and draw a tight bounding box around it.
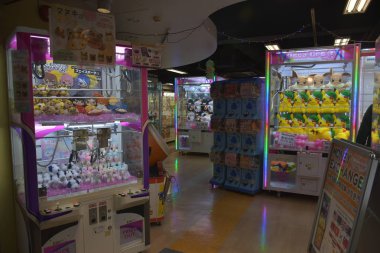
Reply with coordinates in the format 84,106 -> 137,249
97,0 -> 112,14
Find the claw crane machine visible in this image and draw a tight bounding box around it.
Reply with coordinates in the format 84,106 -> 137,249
175,76 -> 222,153
264,44 -> 361,196
7,21 -> 150,253
358,48 -> 375,127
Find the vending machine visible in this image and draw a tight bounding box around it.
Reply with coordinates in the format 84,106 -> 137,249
6,27 -> 150,253
264,44 -> 361,196
175,76 -> 219,153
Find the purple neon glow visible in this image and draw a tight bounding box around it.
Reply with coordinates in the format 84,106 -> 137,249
35,124 -> 65,139
30,35 -> 52,60
8,35 -> 17,49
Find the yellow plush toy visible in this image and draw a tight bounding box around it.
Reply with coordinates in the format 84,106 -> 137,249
318,127 -> 333,141
335,90 -> 350,113
293,91 -> 306,113
291,113 -> 306,135
321,90 -> 336,113
307,91 -> 323,113
277,113 -> 293,133
334,128 -> 350,140
333,114 -> 350,129
279,91 -> 294,112
318,113 -> 334,127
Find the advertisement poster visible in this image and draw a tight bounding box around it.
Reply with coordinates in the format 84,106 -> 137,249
132,44 -> 161,68
44,240 -> 76,253
120,220 -> 144,246
49,5 -> 115,66
310,140 -> 373,253
11,50 -> 31,112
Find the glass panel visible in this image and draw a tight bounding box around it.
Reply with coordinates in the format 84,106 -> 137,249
162,92 -> 175,142
148,82 -> 162,131
36,124 -> 143,200
10,127 -> 26,204
177,83 -> 212,130
32,63 -> 141,126
359,54 -> 375,125
270,62 -> 353,152
32,61 -> 143,200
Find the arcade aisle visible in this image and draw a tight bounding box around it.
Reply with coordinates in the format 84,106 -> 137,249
147,152 -> 317,253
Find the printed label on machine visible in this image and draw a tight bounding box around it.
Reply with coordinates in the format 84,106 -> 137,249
120,220 -> 144,246
44,240 -> 76,253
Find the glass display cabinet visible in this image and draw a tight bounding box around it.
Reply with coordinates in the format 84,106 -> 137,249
359,48 -> 375,126
162,90 -> 175,142
7,27 -> 150,253
148,80 -> 162,132
175,76 -> 218,153
264,44 -> 361,196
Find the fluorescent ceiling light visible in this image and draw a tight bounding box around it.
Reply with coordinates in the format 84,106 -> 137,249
344,0 -> 372,14
265,44 -> 280,51
334,38 -> 350,46
166,69 -> 187,75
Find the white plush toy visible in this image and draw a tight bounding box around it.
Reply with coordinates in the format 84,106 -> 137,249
43,173 -> 51,185
48,164 -> 59,174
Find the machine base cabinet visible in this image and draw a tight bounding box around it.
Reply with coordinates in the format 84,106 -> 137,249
178,130 -> 213,153
17,196 -> 150,253
267,151 -> 328,196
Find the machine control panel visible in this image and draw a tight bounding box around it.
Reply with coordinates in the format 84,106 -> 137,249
89,203 -> 98,225
99,201 -> 107,223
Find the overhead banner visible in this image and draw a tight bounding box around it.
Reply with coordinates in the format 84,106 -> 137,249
132,44 -> 161,68
309,139 -> 377,253
49,5 -> 116,66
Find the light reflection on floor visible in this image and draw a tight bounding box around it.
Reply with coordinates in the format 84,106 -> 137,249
146,152 -> 318,253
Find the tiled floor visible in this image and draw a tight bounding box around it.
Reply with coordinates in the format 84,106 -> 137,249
146,152 -> 318,253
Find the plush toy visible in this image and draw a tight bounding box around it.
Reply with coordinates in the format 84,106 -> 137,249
277,113 -> 292,133
304,114 -> 320,128
318,114 -> 334,127
334,128 -> 350,140
306,91 -> 322,113
85,98 -> 100,114
48,164 -> 60,174
310,74 -> 326,89
93,92 -> 109,106
279,91 -> 294,112
57,85 -> 69,97
194,100 -> 202,113
207,101 -> 213,113
325,69 -> 351,90
317,127 -> 333,141
289,71 -> 313,90
70,74 -> 91,96
291,113 -> 306,135
333,114 -> 350,129
335,90 -> 351,113
321,90 -> 337,113
107,96 -> 127,113
44,72 -> 58,87
60,74 -> 74,87
73,98 -> 86,114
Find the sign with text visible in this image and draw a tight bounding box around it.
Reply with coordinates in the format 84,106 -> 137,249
270,45 -> 356,64
132,44 -> 161,68
309,139 -> 377,253
11,50 -> 31,113
49,5 -> 115,66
